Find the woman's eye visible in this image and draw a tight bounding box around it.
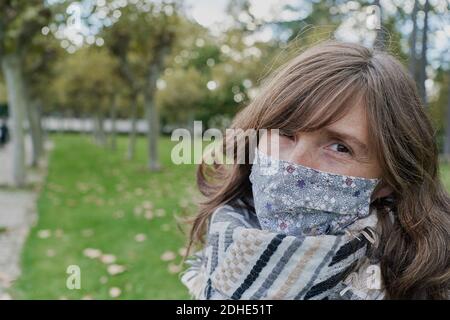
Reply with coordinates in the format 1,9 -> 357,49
328,143 -> 351,154
279,132 -> 296,140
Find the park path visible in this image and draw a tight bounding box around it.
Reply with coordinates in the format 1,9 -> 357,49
0,136 -> 50,299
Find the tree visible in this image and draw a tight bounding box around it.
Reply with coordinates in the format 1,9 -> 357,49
102,1 -> 181,170
102,13 -> 141,159
22,32 -> 63,167
53,46 -> 121,146
0,0 -> 51,186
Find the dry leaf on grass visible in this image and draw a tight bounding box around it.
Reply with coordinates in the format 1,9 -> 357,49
100,254 -> 117,264
155,209 -> 166,217
37,229 -> 51,239
83,248 -> 102,259
167,263 -> 182,274
144,211 -> 154,220
178,247 -> 188,257
134,234 -> 147,242
160,250 -> 176,261
109,287 -> 121,298
107,264 -> 126,276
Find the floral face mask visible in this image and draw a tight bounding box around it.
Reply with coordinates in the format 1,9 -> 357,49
249,146 -> 380,237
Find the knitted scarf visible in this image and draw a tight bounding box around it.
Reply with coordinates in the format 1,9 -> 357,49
181,200 -> 386,300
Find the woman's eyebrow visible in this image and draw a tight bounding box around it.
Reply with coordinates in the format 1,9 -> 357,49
323,128 -> 369,155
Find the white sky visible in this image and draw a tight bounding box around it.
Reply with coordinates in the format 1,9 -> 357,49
185,0 -> 228,28
184,0 -> 308,32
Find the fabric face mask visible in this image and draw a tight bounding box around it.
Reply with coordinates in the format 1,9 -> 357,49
249,147 -> 380,237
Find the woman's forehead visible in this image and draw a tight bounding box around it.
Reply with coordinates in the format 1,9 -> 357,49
327,101 -> 369,141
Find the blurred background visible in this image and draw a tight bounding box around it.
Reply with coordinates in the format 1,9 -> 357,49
0,0 -> 449,299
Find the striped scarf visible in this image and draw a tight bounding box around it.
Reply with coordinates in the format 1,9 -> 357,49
181,200 -> 385,300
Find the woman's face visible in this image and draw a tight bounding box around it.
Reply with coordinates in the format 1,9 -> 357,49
258,100 -> 391,199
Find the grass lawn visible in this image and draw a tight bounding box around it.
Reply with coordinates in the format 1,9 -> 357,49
440,163 -> 450,192
10,134 -> 198,299
9,133 -> 450,299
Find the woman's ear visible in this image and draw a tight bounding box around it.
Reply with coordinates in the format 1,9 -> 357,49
371,182 -> 393,202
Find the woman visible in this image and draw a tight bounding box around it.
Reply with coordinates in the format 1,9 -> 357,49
181,41 -> 450,300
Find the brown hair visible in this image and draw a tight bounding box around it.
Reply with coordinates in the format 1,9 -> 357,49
186,41 -> 450,299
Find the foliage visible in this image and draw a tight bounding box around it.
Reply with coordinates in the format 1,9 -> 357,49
51,46 -> 122,116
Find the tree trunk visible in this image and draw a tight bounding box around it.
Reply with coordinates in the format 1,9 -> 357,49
36,100 -> 46,146
419,0 -> 430,106
22,75 -> 43,168
92,115 -> 98,144
127,93 -> 138,160
144,43 -> 170,171
109,95 -> 118,151
144,89 -> 160,171
93,113 -> 106,146
409,0 -> 418,79
58,112 -> 66,133
26,97 -> 44,167
83,114 -> 91,137
1,54 -> 27,187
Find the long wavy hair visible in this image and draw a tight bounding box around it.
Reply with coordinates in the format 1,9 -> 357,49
185,41 -> 450,299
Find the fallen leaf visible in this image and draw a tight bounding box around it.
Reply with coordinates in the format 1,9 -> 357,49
83,248 -> 102,259
134,234 -> 147,242
178,247 -> 188,257
109,287 -> 121,298
144,211 -> 154,220
37,229 -> 51,239
142,201 -> 153,209
46,249 -> 56,257
100,254 -> 117,264
107,264 -> 126,276
167,263 -> 182,274
160,250 -> 176,261
155,209 -> 165,217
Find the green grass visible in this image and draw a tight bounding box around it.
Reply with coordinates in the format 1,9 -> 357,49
441,162 -> 450,192
10,134 -> 198,299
